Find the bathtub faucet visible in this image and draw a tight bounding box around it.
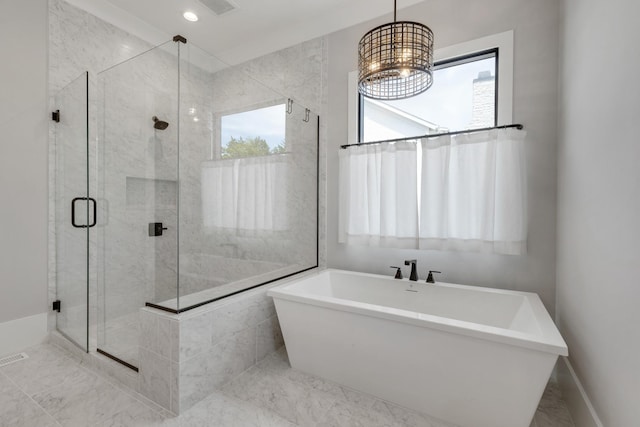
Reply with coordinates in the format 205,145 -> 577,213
390,266 -> 403,279
426,270 -> 442,283
404,259 -> 418,281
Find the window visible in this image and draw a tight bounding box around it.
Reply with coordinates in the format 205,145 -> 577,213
340,32 -> 524,255
360,49 -> 497,142
348,31 -> 514,144
204,102 -> 291,231
218,103 -> 286,159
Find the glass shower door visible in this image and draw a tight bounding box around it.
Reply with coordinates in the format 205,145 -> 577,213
54,72 -> 90,351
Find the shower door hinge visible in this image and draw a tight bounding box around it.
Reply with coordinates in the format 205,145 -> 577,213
52,110 -> 60,123
52,300 -> 61,313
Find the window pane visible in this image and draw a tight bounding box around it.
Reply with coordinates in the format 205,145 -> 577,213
220,104 -> 286,158
362,55 -> 496,142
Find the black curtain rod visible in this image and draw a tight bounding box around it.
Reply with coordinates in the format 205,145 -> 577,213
340,124 -> 524,149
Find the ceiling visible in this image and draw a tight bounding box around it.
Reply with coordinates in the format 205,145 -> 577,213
65,0 -> 425,65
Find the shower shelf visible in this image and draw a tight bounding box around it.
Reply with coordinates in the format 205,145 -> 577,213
125,176 -> 177,209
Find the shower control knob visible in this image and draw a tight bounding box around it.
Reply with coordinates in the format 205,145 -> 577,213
148,222 -> 168,237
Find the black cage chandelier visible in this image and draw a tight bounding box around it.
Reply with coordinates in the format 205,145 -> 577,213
358,0 -> 434,100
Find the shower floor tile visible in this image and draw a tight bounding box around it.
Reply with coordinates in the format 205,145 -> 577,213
99,312 -> 141,367
3,342 -> 575,427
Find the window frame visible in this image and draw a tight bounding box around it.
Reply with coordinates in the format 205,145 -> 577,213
347,30 -> 514,145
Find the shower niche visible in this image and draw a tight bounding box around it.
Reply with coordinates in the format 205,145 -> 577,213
53,34 -> 319,372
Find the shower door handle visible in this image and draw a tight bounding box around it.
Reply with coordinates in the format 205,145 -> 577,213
71,197 -> 97,228
88,198 -> 97,227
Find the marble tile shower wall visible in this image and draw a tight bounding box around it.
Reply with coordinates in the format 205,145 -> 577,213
138,283 -> 284,413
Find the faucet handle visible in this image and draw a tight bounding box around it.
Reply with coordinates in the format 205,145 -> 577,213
390,266 -> 403,279
426,270 -> 441,283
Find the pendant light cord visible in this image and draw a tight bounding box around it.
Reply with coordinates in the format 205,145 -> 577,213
394,0 -> 397,22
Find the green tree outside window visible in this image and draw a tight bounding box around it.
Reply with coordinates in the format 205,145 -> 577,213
222,136 -> 286,159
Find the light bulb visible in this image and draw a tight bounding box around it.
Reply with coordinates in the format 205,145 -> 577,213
400,68 -> 411,78
369,62 -> 380,71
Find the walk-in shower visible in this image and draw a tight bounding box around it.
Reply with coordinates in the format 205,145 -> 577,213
52,35 -> 319,370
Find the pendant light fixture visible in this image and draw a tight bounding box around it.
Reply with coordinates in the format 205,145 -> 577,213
358,0 -> 434,100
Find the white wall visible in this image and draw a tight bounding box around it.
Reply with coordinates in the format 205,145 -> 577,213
557,0 -> 640,424
326,0 -> 560,311
0,0 -> 49,324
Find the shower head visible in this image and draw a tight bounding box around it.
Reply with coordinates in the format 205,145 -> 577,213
152,116 -> 169,130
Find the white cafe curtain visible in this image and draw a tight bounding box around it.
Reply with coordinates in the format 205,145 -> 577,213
419,128 -> 527,255
339,128 -> 527,255
201,155 -> 289,233
338,141 -> 419,248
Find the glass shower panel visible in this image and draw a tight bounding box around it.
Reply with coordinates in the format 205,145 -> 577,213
174,42 -> 319,310
140,41 -> 221,311
287,103 -> 319,271
97,41 -> 179,367
54,71 -> 89,351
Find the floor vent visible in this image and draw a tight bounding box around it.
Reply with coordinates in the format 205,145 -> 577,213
198,0 -> 236,16
0,352 -> 29,368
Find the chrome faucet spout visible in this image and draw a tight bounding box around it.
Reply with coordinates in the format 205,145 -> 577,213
404,259 -> 418,281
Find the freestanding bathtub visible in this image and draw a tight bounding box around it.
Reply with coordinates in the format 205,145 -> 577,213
268,269 -> 568,427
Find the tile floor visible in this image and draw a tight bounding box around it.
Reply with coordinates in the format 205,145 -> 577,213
0,342 -> 575,427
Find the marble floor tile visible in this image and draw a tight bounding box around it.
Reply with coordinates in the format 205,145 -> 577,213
339,384 -> 382,409
318,400 -> 401,427
100,312 -> 142,367
378,400 -> 460,427
8,340 -> 575,427
222,364 -> 339,426
256,348 -> 346,398
0,373 -> 60,427
259,349 -> 457,427
534,381 -> 575,427
179,390 -> 297,427
535,401 -> 574,426
32,369 -> 143,427
0,343 -> 91,396
91,399 -> 177,427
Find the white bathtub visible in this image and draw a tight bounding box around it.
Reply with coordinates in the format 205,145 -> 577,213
268,269 -> 568,427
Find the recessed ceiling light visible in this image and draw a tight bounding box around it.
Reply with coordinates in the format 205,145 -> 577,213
183,11 -> 198,22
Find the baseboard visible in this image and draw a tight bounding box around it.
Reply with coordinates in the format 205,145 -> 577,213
0,312 -> 48,357
557,357 -> 604,427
